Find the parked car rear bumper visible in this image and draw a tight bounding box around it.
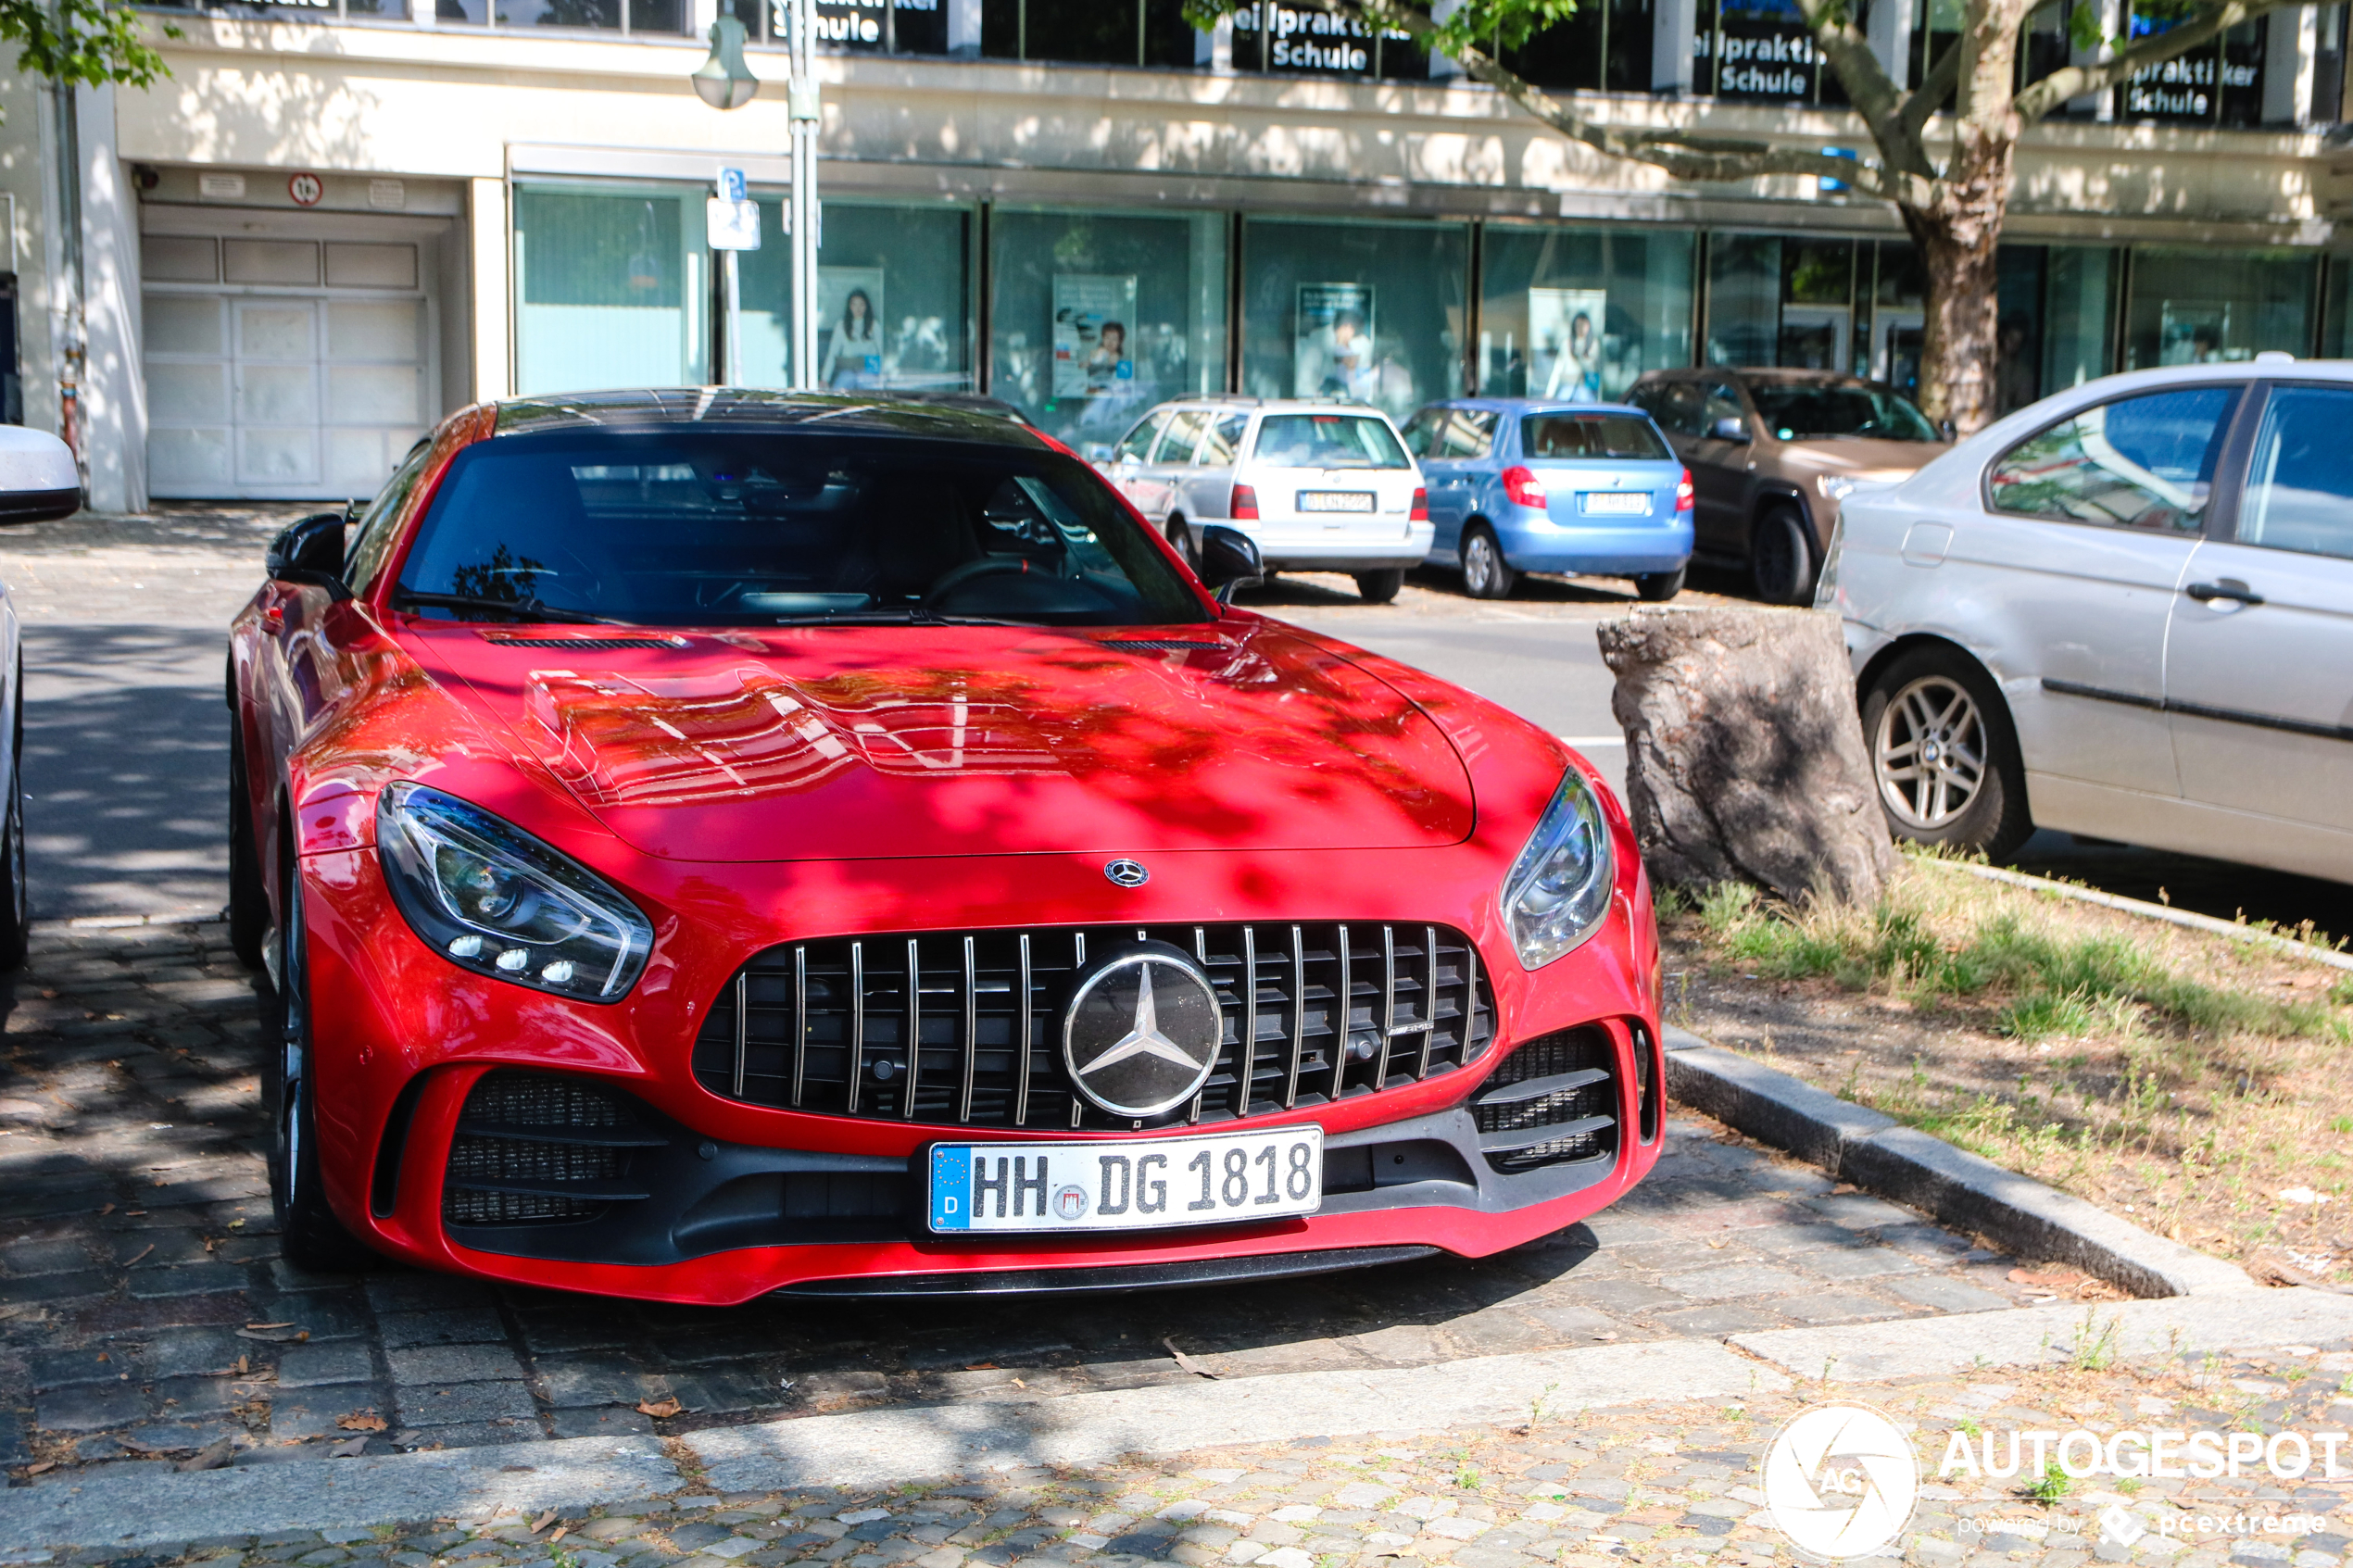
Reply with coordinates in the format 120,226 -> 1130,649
1493,511 -> 1693,575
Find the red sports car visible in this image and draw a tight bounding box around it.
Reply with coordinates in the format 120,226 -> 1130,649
229,390 -> 1663,1302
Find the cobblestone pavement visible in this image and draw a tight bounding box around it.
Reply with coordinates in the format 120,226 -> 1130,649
0,917 -> 2070,1483
19,1325 -> 2352,1568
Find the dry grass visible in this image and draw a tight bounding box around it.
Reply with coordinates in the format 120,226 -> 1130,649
1661,849 -> 2353,1284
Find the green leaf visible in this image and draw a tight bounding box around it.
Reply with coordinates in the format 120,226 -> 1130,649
1,0 -> 178,94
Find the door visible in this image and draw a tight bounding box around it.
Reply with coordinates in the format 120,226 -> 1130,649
1104,410 -> 1168,511
2162,381 -> 2353,874
1974,381 -> 2246,799
1404,406 -> 1496,553
234,299 -> 323,490
1687,379 -> 1754,552
1139,409 -> 1207,524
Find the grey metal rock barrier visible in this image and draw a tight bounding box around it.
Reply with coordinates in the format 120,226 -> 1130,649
1663,1027 -> 2258,1298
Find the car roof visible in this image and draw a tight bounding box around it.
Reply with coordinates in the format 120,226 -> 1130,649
1422,398 -> 1651,418
1157,396 -> 1389,414
484,388 -> 1051,448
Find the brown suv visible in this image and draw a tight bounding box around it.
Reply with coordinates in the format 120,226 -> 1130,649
1627,368 -> 1949,604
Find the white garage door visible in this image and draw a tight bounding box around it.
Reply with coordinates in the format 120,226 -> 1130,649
145,236 -> 434,501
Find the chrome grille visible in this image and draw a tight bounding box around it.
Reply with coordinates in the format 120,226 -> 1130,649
691,922 -> 1494,1130
1468,1026 -> 1618,1174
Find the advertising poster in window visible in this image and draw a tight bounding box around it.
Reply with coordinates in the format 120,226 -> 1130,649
1530,288 -> 1608,401
817,266 -> 886,389
1294,282 -> 1378,400
1051,274 -> 1138,400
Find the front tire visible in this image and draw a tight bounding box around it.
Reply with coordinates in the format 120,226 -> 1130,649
1353,568 -> 1405,605
1164,518 -> 1197,572
268,878 -> 373,1273
1751,504 -> 1817,606
0,665 -> 29,972
1634,566 -> 1686,603
1862,647 -> 2033,859
1460,525 -> 1516,599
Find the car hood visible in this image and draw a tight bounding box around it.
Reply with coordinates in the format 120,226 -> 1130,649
1777,437 -> 1947,481
409,621 -> 1476,862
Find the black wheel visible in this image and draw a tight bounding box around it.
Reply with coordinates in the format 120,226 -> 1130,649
1460,525 -> 1516,599
1861,647 -> 2033,859
1353,568 -> 1405,605
1634,566 -> 1687,603
228,734 -> 268,969
1751,504 -> 1818,605
0,660 -> 28,972
268,877 -> 374,1273
1164,518 -> 1197,571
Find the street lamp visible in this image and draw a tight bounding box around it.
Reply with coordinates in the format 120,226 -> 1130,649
689,1 -> 821,394
689,13 -> 761,110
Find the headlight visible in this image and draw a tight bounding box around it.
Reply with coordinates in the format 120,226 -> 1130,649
1816,473 -> 1860,501
375,782 -> 653,1001
1500,770 -> 1615,970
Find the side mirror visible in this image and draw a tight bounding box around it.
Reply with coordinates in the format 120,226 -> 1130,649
1198,524 -> 1265,605
1709,416 -> 1751,443
1083,443 -> 1114,462
266,511 -> 351,598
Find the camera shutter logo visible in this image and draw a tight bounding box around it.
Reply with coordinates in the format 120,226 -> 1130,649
2097,1506 -> 2145,1548
1761,1403 -> 1920,1559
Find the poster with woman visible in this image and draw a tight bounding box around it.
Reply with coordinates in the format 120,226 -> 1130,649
1294,282 -> 1378,401
1051,274 -> 1139,399
1531,288 -> 1608,401
816,267 -> 886,389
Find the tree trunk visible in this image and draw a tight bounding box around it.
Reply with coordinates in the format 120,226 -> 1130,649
1598,608 -> 1897,908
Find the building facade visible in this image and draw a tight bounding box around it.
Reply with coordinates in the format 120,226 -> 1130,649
6,0 -> 2353,508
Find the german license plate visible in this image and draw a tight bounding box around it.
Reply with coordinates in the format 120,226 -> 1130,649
1298,491 -> 1376,513
1581,491 -> 1650,515
926,1126 -> 1324,1235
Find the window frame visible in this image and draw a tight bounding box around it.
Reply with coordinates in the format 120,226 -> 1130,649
2216,378 -> 2353,559
1979,380 -> 2256,536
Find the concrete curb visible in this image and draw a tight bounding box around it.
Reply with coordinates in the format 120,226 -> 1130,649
14,1288 -> 2353,1553
1663,1026 -> 2257,1298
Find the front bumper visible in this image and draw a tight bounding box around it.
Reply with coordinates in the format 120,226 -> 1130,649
299,821 -> 1662,1303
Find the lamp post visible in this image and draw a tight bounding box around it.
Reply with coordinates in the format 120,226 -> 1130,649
691,4 -> 821,392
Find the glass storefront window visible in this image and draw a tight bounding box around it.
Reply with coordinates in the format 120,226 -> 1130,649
425,0 -> 684,31
1499,0 -> 1649,93
1478,224 -> 1693,401
1704,233 -> 1782,367
2124,249 -> 2317,368
512,184 -> 708,395
1240,218 -> 1466,424
735,200 -> 975,393
2043,245 -> 2120,393
988,208 -> 1227,447
983,0 -> 1198,65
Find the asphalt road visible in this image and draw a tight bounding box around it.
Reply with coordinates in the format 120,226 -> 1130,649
0,515 -> 2346,945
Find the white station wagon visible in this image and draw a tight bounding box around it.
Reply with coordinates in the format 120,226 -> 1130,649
1824,356 -> 2353,884
1094,396 -> 1432,604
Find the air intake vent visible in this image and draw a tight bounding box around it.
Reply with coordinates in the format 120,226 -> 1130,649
1469,1026 -> 1617,1174
1096,640 -> 1230,652
442,1071 -> 667,1227
1632,1020 -> 1661,1145
479,634 -> 689,650
692,922 -> 1494,1132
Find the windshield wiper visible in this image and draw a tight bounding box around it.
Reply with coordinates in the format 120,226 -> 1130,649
395,591 -> 635,627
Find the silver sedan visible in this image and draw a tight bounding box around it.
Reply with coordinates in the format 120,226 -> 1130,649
1822,357 -> 2353,885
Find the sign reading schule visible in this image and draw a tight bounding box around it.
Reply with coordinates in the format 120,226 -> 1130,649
1234,3 -> 1398,72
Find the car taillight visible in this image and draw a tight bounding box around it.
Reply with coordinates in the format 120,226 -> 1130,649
1410,486 -> 1428,522
1502,466 -> 1547,509
1230,483 -> 1259,521
1675,469 -> 1695,512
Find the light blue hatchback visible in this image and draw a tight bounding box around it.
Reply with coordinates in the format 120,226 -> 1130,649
1402,399 -> 1694,601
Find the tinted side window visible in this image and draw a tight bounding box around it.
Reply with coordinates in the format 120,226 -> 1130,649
2240,384 -> 2353,560
1702,383 -> 1746,433
1115,411 -> 1168,462
345,442 -> 435,594
1655,383 -> 1707,437
1156,410 -> 1208,466
1441,410 -> 1497,459
1988,386 -> 2241,532
1523,415 -> 1670,461
1401,407 -> 1446,457
1197,412 -> 1249,467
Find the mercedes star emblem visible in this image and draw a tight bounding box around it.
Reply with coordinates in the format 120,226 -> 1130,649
1104,859 -> 1150,888
1061,946 -> 1222,1117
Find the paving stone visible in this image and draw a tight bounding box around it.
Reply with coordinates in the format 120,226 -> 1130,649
143,1324 -> 251,1379
1655,1263 -> 1812,1301
125,1261 -> 250,1298
0,1236 -> 97,1276
150,1374 -> 245,1414
1644,1303 -> 1793,1336
537,1357 -> 667,1407
396,1380 -> 538,1424
376,1309 -> 510,1348
33,1379 -> 147,1433
1801,1247 -> 1922,1281
386,1343 -> 528,1386
365,1274 -> 500,1314
395,1418 -> 540,1449
1776,1291 -> 1912,1325
548,1404 -> 657,1438
269,1382 -> 391,1440
1889,1276 -> 2018,1314
30,1346 -> 132,1390
277,1339 -> 378,1388
1806,1193 -> 1922,1230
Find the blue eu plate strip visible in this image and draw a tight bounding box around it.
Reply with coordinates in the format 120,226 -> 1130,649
931,1146 -> 972,1231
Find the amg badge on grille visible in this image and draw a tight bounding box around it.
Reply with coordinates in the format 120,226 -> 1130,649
1061,942 -> 1221,1118
1103,859 -> 1150,888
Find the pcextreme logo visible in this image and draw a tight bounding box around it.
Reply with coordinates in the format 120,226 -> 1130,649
1761,1402 -> 1923,1559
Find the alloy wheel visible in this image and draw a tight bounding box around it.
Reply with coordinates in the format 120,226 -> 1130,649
1873,674 -> 1987,829
274,882 -> 309,1220
1464,533 -> 1501,596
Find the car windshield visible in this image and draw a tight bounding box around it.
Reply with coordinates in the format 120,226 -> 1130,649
1521,414 -> 1671,460
1251,413 -> 1410,470
393,432 -> 1203,628
1748,384 -> 1939,442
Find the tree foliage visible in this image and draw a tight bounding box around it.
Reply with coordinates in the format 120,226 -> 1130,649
3,0 -> 175,94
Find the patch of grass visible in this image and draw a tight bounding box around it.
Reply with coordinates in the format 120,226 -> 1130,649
2020,1461 -> 2070,1504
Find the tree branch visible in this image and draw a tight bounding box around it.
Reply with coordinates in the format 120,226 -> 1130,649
2013,0 -> 2315,122
1898,38 -> 1963,140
